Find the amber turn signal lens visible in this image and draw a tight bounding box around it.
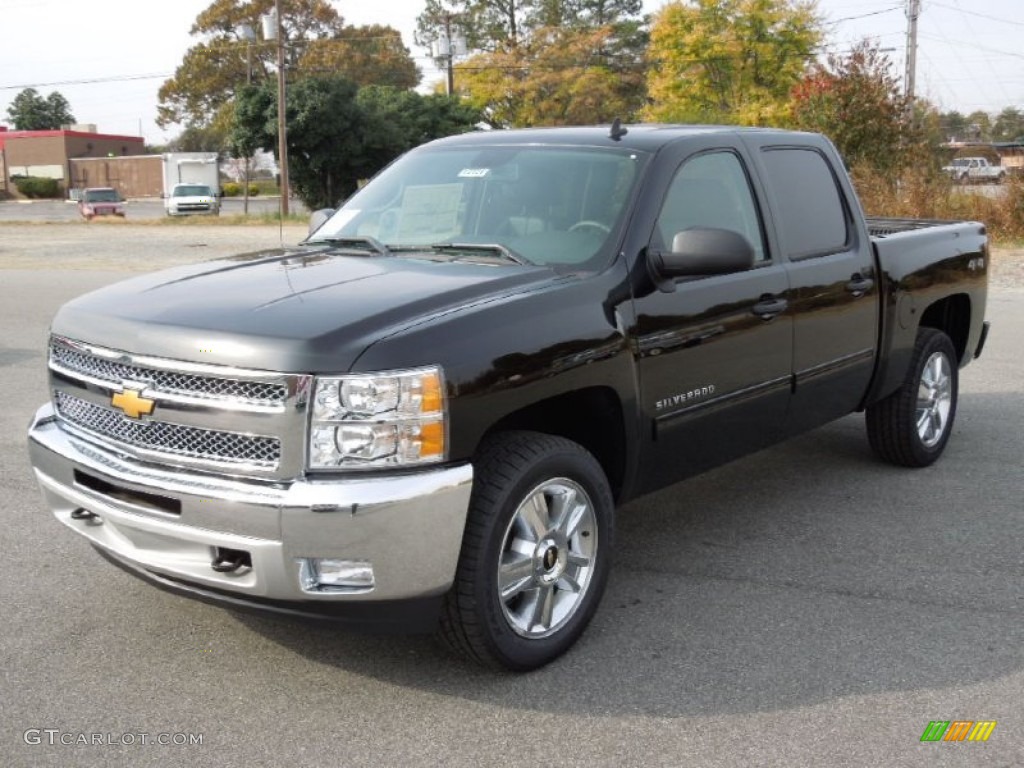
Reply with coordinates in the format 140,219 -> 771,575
418,421 -> 445,458
421,373 -> 443,414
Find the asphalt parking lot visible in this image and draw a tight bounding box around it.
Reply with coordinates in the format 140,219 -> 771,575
1,225 -> 1022,767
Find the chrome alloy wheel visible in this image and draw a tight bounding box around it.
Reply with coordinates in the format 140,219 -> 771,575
496,478 -> 598,639
916,350 -> 953,448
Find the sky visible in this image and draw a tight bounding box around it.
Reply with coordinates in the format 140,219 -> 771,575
1,0 -> 1022,144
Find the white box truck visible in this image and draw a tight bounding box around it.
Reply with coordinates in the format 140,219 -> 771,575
162,153 -> 221,216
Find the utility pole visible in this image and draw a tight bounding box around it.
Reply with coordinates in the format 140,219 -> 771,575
432,13 -> 465,97
275,0 -> 289,216
263,2 -> 290,216
905,0 -> 922,103
238,23 -> 256,215
444,14 -> 455,97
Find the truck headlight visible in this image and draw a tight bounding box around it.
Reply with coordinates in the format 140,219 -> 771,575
308,366 -> 446,469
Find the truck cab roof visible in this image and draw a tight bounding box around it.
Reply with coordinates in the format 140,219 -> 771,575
424,124 -> 824,153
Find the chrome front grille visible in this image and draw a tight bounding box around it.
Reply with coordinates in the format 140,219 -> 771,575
50,342 -> 287,406
55,392 -> 282,469
48,336 -> 310,478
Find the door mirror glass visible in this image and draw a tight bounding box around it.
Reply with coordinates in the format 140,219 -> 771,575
308,208 -> 335,235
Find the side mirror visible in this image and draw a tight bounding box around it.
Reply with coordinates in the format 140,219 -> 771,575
308,208 -> 335,235
649,227 -> 755,291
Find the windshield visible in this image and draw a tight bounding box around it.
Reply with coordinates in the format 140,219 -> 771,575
174,185 -> 212,197
84,189 -> 120,202
950,159 -> 970,167
309,144 -> 647,268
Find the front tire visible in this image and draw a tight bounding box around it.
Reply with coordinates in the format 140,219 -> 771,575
439,431 -> 614,671
866,328 -> 959,467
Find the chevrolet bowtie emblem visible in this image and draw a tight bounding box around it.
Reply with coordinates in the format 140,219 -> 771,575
111,389 -> 155,419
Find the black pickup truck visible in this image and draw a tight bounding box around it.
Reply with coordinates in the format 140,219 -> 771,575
28,125 -> 990,671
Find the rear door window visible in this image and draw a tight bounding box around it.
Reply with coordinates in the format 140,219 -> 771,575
760,148 -> 849,260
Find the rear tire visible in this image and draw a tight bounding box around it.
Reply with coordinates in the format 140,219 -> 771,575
439,431 -> 613,671
866,328 -> 958,467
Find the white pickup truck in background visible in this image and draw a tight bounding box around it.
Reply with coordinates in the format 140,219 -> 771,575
943,156 -> 1007,184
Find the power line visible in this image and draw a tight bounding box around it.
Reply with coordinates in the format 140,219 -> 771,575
918,34 -> 1024,62
0,73 -> 171,91
826,4 -> 904,26
928,1 -> 1024,28
947,0 -> 1015,106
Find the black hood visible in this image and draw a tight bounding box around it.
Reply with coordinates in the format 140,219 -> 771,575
52,245 -> 557,373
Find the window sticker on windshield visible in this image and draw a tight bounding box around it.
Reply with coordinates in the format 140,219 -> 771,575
458,168 -> 490,178
396,183 -> 463,239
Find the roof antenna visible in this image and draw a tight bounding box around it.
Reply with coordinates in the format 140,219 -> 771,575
609,117 -> 628,141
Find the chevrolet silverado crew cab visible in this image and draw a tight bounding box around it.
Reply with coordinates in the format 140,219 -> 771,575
28,125 -> 990,671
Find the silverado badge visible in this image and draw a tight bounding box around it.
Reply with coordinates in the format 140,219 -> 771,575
111,389 -> 155,419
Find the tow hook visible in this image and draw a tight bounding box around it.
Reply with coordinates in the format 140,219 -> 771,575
211,547 -> 252,573
71,508 -> 101,525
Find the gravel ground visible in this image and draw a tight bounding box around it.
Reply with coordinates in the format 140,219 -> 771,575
0,224 -> 1021,290
0,223 -> 308,272
991,246 -> 1024,290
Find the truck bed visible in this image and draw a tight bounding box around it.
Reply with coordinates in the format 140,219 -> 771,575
866,217 -> 968,238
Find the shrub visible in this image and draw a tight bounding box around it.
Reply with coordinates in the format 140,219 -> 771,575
220,181 -> 264,197
14,176 -> 61,199
851,162 -> 1024,243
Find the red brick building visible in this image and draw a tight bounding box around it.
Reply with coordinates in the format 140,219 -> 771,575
0,125 -> 145,196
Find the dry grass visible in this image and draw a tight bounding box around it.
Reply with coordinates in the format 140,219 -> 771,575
851,163 -> 1024,244
73,212 -> 309,227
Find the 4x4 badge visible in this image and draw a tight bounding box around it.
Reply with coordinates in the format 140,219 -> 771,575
111,389 -> 155,419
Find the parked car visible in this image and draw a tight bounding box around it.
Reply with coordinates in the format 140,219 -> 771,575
29,124 -> 990,671
77,187 -> 126,220
942,156 -> 1007,184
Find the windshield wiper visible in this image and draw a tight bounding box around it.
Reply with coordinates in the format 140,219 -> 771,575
305,236 -> 391,256
429,242 -> 532,266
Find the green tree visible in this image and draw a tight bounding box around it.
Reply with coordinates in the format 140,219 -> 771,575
992,107 -> 1024,142
528,0 -> 641,28
356,86 -> 481,160
417,0 -> 533,52
939,110 -> 968,142
232,77 -> 480,208
644,0 -> 821,126
168,122 -> 231,153
964,110 -> 991,141
789,40 -> 913,172
6,88 -> 76,130
158,0 -> 418,130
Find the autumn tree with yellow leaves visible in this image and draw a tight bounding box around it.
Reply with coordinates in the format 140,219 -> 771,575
436,0 -> 648,127
644,0 -> 821,126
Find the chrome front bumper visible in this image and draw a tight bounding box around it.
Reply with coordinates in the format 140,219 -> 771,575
27,403 -> 473,620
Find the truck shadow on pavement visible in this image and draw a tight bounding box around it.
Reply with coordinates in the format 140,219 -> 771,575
231,398 -> 1022,717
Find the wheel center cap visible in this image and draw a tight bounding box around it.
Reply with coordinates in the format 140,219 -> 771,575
534,539 -> 566,583
543,546 -> 558,571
